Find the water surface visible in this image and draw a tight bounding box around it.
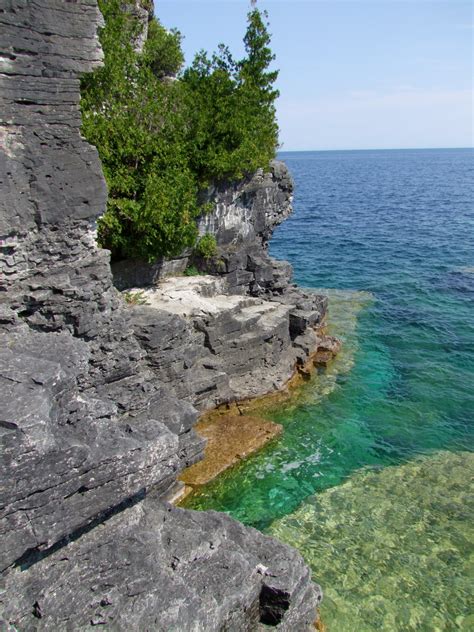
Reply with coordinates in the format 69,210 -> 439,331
184,149 -> 474,630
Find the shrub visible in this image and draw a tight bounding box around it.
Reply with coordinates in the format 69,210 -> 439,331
81,1 -> 279,262
183,265 -> 200,276
195,234 -> 218,259
143,20 -> 184,79
81,0 -> 202,261
122,290 -> 149,305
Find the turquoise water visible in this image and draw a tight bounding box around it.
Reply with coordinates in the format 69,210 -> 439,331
184,149 -> 474,629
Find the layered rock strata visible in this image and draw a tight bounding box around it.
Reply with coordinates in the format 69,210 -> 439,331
2,498 -> 320,631
131,275 -> 329,412
0,2 -> 322,630
123,165 -> 330,412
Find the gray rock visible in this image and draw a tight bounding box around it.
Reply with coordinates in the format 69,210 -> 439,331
0,328 -> 181,572
112,256 -> 190,290
130,279 -> 302,410
1,498 -> 321,631
123,1 -> 154,54
197,160 -> 294,249
0,1 -> 323,629
0,0 -> 106,233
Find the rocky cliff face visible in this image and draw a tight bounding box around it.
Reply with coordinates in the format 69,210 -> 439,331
0,1 -> 322,630
116,162 -> 329,412
0,0 -> 190,572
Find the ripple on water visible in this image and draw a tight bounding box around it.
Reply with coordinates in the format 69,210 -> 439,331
270,451 -> 474,632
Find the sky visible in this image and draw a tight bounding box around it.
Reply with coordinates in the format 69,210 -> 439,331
156,0 -> 473,151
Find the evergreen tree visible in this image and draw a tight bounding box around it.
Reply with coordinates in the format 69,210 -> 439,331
182,6 -> 279,184
81,0 -> 199,261
240,7 -> 279,106
81,1 -> 280,262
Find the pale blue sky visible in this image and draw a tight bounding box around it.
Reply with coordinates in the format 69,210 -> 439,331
156,1 -> 473,151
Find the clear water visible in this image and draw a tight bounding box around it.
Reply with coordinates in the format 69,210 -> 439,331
271,451 -> 474,631
183,149 -> 474,629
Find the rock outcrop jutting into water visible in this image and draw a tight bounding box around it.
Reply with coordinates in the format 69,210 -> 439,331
123,163 -> 331,414
0,1 -> 324,629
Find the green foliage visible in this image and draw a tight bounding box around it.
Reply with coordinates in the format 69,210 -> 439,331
81,0 -> 199,261
81,0 -> 279,262
143,20 -> 184,79
240,8 -> 279,102
182,8 -> 279,184
201,202 -> 215,215
183,265 -> 201,277
122,289 -> 149,305
195,234 -> 218,259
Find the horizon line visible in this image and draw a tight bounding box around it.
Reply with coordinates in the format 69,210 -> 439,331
278,146 -> 474,153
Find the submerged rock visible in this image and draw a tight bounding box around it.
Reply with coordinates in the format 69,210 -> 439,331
271,451 -> 474,632
180,414 -> 283,489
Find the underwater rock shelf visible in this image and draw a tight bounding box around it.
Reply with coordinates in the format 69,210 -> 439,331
179,414 -> 283,494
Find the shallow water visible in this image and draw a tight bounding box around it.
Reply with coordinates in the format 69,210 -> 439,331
271,451 -> 474,631
184,149 -> 474,629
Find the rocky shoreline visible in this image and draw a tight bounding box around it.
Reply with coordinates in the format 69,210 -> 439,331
0,2 -> 333,629
175,326 -> 340,503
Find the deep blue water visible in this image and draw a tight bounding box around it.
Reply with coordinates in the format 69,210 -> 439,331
274,148 -> 474,302
186,148 -> 474,630
271,147 -> 474,458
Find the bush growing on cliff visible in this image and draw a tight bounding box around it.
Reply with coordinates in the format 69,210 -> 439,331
143,19 -> 184,79
81,0 -> 200,260
195,234 -> 218,260
182,8 -> 279,183
81,0 -> 279,262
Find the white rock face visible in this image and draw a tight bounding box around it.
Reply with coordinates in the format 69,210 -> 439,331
140,276 -> 234,317
136,276 -> 286,319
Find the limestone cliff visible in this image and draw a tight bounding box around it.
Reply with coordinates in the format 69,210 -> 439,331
114,163 -> 329,412
0,2 -> 322,630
